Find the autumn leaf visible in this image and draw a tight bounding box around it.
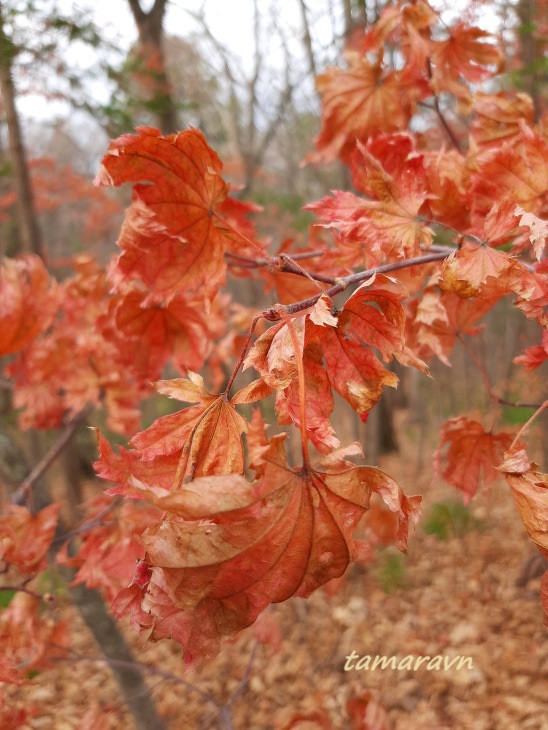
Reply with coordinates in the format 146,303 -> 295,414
514,206 -> 547,262
434,416 -> 513,502
497,444 -> 548,560
469,125 -> 548,221
440,243 -> 511,293
470,92 -> 534,150
306,143 -> 433,261
95,126 -> 263,302
361,1 -> 436,72
305,52 -> 427,165
0,255 -> 59,357
0,504 -> 59,574
431,24 -> 502,97
0,593 -> 69,683
101,287 -> 210,380
96,372 -> 268,489
108,433 -> 420,669
513,329 -> 548,371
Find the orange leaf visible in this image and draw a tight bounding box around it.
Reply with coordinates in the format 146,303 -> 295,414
0,255 -> 59,357
96,127 -> 261,301
434,416 -> 513,502
100,373 -> 250,487
103,287 -> 210,380
0,504 -> 59,573
306,144 -> 433,260
305,53 -> 426,165
431,24 -> 502,94
108,434 -> 419,669
497,444 -> 548,560
440,243 -> 511,293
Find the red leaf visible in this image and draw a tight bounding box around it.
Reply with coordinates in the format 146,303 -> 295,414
102,287 -> 210,380
305,53 -> 427,165
434,416 -> 513,502
0,504 -> 59,573
0,255 -> 59,357
306,144 -> 433,261
497,444 -> 548,560
96,127 -> 262,302
106,435 -> 419,669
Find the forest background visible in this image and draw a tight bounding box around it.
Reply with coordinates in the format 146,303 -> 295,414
0,0 -> 547,728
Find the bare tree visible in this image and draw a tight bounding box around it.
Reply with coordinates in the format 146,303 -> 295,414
187,0 -> 294,194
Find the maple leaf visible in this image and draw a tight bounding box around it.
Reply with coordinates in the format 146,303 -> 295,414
61,495 -> 162,601
409,287 -> 504,366
305,52 -> 427,165
0,593 -> 69,683
101,287 -> 210,381
96,373 -> 269,489
0,504 -> 59,574
246,285 -> 425,445
440,243 -> 511,294
0,255 -> 59,357
431,24 -> 502,96
470,92 -> 534,150
514,206 -> 547,262
361,1 -> 436,72
497,444 -> 548,560
513,329 -> 548,371
469,124 -> 548,221
434,416 -> 513,502
108,434 -> 420,669
95,126 -> 263,302
306,143 -> 433,261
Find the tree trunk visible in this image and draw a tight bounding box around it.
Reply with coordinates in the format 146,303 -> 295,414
516,0 -> 546,120
0,5 -> 44,258
127,0 -> 178,134
7,430 -> 167,730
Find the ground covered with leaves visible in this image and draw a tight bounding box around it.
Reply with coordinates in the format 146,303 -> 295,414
5,423 -> 547,730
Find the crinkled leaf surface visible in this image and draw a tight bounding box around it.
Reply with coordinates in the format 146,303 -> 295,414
107,434 -> 420,669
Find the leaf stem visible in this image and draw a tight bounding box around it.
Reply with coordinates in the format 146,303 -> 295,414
224,314 -> 262,396
511,400 -> 548,449
282,312 -> 311,470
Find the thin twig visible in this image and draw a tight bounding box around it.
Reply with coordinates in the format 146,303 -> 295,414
53,647 -> 220,706
224,314 -> 262,395
511,400 -> 548,449
225,250 -> 323,268
226,641 -> 258,707
426,58 -> 464,154
51,498 -> 121,546
11,405 -> 93,506
457,335 -> 544,411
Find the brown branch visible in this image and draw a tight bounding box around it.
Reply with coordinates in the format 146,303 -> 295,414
225,250 -> 323,267
267,250 -> 451,319
11,406 -> 92,506
426,59 -> 463,155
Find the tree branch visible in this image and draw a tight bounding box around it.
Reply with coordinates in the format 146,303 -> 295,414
268,250 -> 451,319
11,406 -> 92,506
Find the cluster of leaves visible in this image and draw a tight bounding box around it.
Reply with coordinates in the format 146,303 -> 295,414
1,0 -> 547,694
